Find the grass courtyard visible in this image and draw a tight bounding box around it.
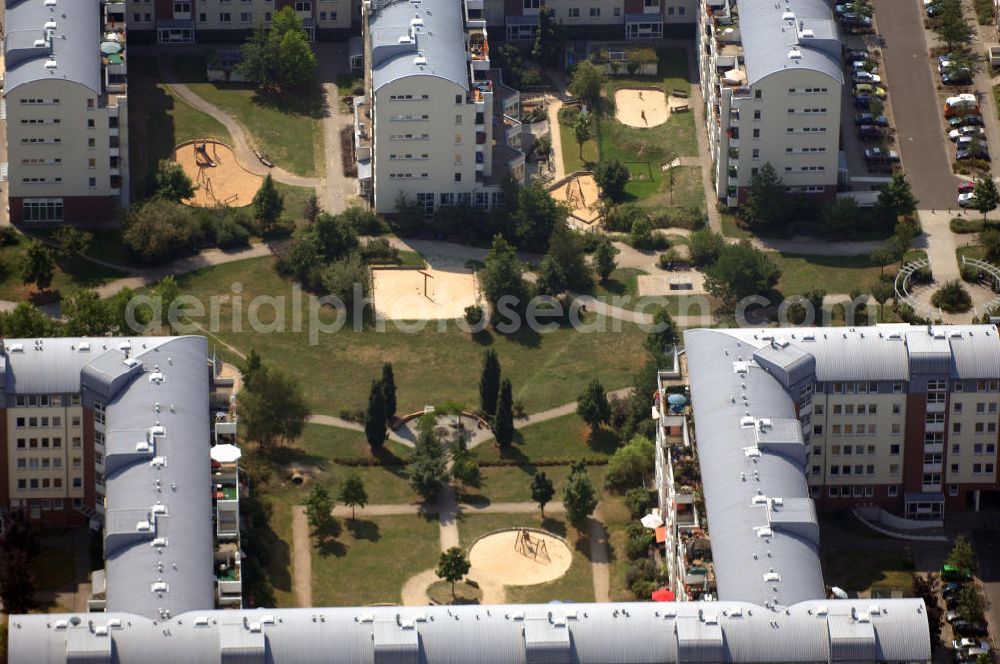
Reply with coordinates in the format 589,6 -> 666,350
0,234 -> 125,302
173,257 -> 648,417
171,56 -> 325,178
772,253 -> 887,296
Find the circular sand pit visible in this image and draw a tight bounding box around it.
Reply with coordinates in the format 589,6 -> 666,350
174,140 -> 263,208
615,88 -> 669,128
469,528 -> 572,586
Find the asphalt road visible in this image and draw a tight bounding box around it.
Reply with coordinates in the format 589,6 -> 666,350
872,0 -> 958,209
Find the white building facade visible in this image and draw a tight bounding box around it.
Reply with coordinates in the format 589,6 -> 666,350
357,0 -> 525,214
698,0 -> 843,206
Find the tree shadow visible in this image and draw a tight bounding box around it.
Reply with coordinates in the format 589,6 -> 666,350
497,322 -> 542,348
252,81 -> 327,120
267,445 -> 330,471
346,518 -> 381,542
587,428 -> 621,455
541,517 -> 567,538
317,536 -> 348,558
471,329 -> 494,346
575,517 -> 613,565
458,492 -> 491,509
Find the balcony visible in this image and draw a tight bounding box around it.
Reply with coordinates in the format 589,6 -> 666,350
921,483 -> 942,492
215,543 -> 242,608
926,400 -> 946,413
925,421 -> 945,433
923,462 -> 943,473
468,28 -> 490,71
924,443 -> 944,455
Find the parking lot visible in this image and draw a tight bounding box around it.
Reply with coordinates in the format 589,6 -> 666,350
872,0 -> 960,209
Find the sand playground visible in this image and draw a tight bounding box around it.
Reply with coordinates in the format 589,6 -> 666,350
468,529 -> 573,586
175,140 -> 263,208
371,267 -> 481,320
549,173 -> 602,227
614,88 -> 687,128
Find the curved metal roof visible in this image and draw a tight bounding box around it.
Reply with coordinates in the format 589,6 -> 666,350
736,0 -> 844,87
3,0 -> 102,96
369,0 -> 470,92
8,599 -> 931,664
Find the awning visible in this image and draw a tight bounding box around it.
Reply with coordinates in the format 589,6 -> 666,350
904,492 -> 945,503
641,513 -> 664,529
651,588 -> 675,602
626,13 -> 664,23
655,526 -> 667,543
210,444 -> 242,464
723,68 -> 747,85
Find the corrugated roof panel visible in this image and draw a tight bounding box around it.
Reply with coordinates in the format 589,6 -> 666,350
736,0 -> 843,86
369,0 -> 469,92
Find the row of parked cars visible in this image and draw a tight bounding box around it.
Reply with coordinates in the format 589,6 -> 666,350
939,566 -> 992,663
834,2 -> 873,33
943,93 -> 990,169
846,48 -> 902,168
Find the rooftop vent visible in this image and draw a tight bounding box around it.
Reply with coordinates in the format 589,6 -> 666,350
752,494 -> 769,505
44,0 -> 57,6
149,372 -> 165,384
44,20 -> 57,30
44,59 -> 57,70
756,526 -> 774,538
414,56 -> 427,66
123,358 -> 141,368
94,626 -> 108,637
151,581 -> 168,593
194,616 -> 210,627
816,605 -> 828,616
151,504 -> 167,515
397,35 -> 412,44
788,48 -> 801,59
78,342 -> 90,351
781,10 -> 795,20
107,619 -> 122,629
763,572 -> 781,582
33,39 -> 47,47
136,441 -> 151,453
8,343 -> 23,353
151,538 -> 167,547
136,520 -> 151,532
801,28 -> 815,37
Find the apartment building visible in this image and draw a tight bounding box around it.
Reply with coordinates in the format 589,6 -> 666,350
488,0 -> 697,40
125,0 -> 358,44
678,325 -> 1000,525
4,0 -> 130,224
698,0 -> 843,205
0,335 -> 244,615
355,0 -> 526,214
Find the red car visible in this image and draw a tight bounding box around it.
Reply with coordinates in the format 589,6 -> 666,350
958,181 -> 975,193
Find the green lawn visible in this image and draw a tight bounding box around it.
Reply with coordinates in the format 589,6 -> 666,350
592,268 -> 643,300
558,113 -> 600,174
600,492 -> 636,601
0,235 -> 125,302
474,414 -> 619,464
173,257 -> 648,416
772,253 -> 886,296
721,212 -> 753,239
128,57 -> 232,197
459,464 -> 606,505
296,423 -> 412,463
311,514 -> 441,606
172,56 -> 325,178
33,545 -> 76,592
821,548 -> 914,596
274,182 -> 319,224
457,512 -> 596,603
958,244 -> 987,262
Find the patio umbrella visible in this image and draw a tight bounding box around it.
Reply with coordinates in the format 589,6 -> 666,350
830,586 -> 850,600
101,41 -> 122,55
651,588 -> 675,602
641,513 -> 664,529
210,444 -> 242,464
667,394 -> 687,407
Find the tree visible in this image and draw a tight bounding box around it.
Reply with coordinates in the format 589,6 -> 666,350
958,583 -> 984,623
595,159 -> 631,202
870,246 -> 896,276
322,253 -> 371,311
240,7 -> 316,90
946,534 -> 977,572
409,426 -> 450,499
381,362 -> 397,424
305,484 -> 335,536
364,380 -> 388,449
531,471 -> 556,517
629,215 -> 654,250
704,241 -> 781,303
152,160 -> 196,201
645,307 -> 678,356
568,60 -> 605,107
20,240 -> 54,292
479,350 -> 502,417
62,289 -> 113,336
303,193 -> 321,224
743,163 -> 790,228
983,227 -> 1000,263
107,287 -> 149,335
0,302 -> 61,338
973,175 -> 1000,221
577,378 -> 611,434
563,461 -> 598,526
237,364 -> 311,450
573,110 -> 592,159
0,549 -> 37,614
688,229 -> 725,267
869,278 -> 895,317
53,226 -> 93,267
338,475 -> 368,520
876,172 -> 918,224
123,198 -> 200,263
605,435 -> 656,489
531,5 -> 564,66
312,212 -> 359,260
937,7 -> 974,50
480,235 -> 528,311
154,275 -> 181,333
538,221 -> 592,295
252,174 -> 285,233
493,378 -> 515,449
436,547 -> 471,598
822,197 -> 862,239
593,237 -> 618,282
512,182 -> 565,250
0,509 -> 40,557
451,436 -> 481,489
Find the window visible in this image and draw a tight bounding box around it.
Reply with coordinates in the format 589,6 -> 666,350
868,404 -> 877,414
833,404 -> 842,415
953,443 -> 961,454
889,464 -> 899,475
845,404 -> 854,415
589,7 -> 600,16
455,172 -> 462,183
812,465 -> 821,476
828,486 -> 839,497
455,114 -> 463,125
890,444 -> 900,455
220,12 -> 231,22
951,463 -> 959,474
954,422 -> 962,433
568,7 -> 579,16
893,382 -> 903,393
753,110 -> 761,120
88,138 -> 96,148
94,401 -> 106,425
754,89 -> 762,99
752,128 -> 761,139
926,413 -> 945,424
814,404 -> 824,415
294,1 -> 311,9
614,6 -> 621,16
72,477 -> 82,488
888,485 -> 898,497
240,11 -> 251,21
524,0 -> 539,7
173,1 -> 191,12
813,424 -> 823,435
949,484 -> 959,496
832,424 -> 841,435
831,445 -> 841,455
955,402 -> 963,413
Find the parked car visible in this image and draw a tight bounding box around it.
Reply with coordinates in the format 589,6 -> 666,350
855,112 -> 889,126
946,103 -> 980,118
949,114 -> 985,128
850,60 -> 877,73
855,83 -> 887,98
853,70 -> 882,84
927,2 -> 945,16
952,639 -> 990,652
865,147 -> 900,161
959,192 -> 977,208
957,622 -> 989,637
942,69 -> 973,85
958,181 -> 976,193
841,13 -> 872,29
957,148 -> 991,162
858,125 -> 884,140
950,126 -> 986,141
854,94 -> 873,109
845,49 -> 869,62
956,136 -> 987,150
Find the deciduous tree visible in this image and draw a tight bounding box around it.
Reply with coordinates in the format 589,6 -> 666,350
409,426 -> 450,499
436,547 -> 471,598
576,378 -> 610,433
593,237 -> 618,282
568,60 -> 605,107
531,472 -> 556,518
252,174 -> 285,233
237,363 -> 311,451
563,461 -> 598,527
20,240 -> 54,292
973,175 -> 1000,222
338,475 -> 368,520
305,484 -> 335,536
152,160 -> 196,201
595,159 -> 631,202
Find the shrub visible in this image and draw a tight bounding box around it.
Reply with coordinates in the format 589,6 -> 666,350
262,217 -> 295,239
624,488 -> 653,519
210,215 -> 252,249
650,207 -> 706,231
658,249 -> 682,270
688,228 -> 725,266
974,0 -> 994,24
341,206 -> 389,236
558,105 -> 581,124
605,435 -> 655,490
122,198 -> 200,264
911,266 -> 934,284
951,217 -> 985,234
625,558 -> 661,598
954,159 -> 992,175
931,279 -> 973,313
464,305 -> 484,326
359,237 -> 399,263
961,263 -> 985,283
625,527 -> 655,560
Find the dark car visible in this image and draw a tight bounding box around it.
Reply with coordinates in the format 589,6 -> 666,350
845,49 -> 869,63
942,70 -> 973,85
854,94 -> 872,109
927,2 -> 945,16
854,112 -> 889,126
942,582 -> 963,595
957,622 -> 989,637
865,147 -> 900,161
949,114 -> 985,128
957,148 -> 991,162
858,125 -> 883,140
946,595 -> 960,609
